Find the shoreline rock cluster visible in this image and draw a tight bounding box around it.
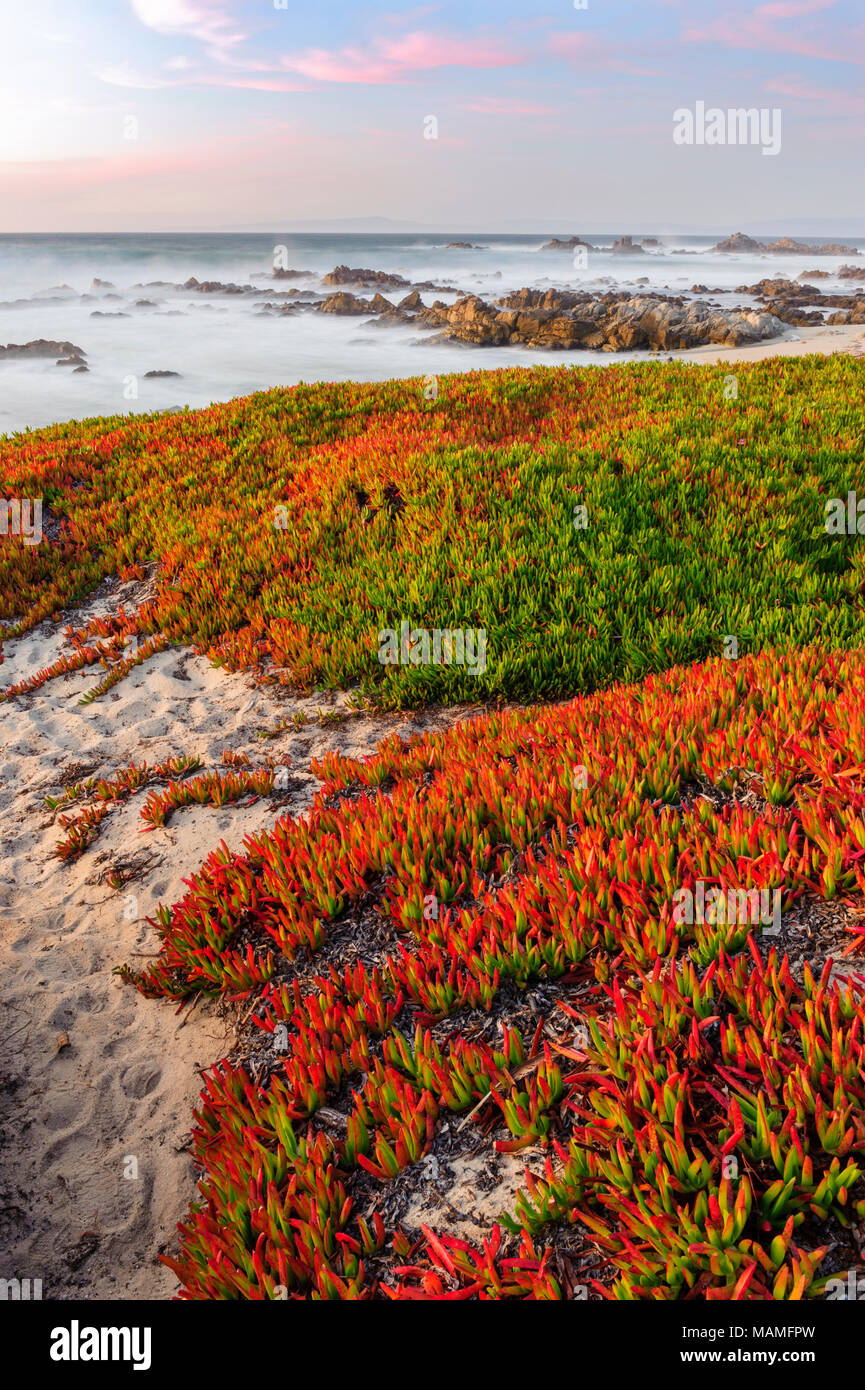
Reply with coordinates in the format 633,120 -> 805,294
5,250 -> 864,371
412,289 -> 782,350
0,340 -> 89,372
713,232 -> 859,256
540,231 -> 860,258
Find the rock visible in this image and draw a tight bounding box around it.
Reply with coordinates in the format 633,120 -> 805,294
90,311 -> 130,318
322,265 -> 410,289
318,292 -> 376,315
416,288 -> 783,352
143,370 -> 181,378
713,233 -> 762,253
611,235 -> 644,254
798,269 -> 830,279
91,278 -> 115,289
272,268 -> 314,280
714,231 -> 858,256
771,237 -> 857,256
691,284 -> 709,293
134,299 -> 158,307
398,291 -> 424,311
182,277 -> 258,294
839,264 -> 865,280
0,339 -> 86,359
641,238 -> 661,247
540,236 -> 595,252
56,356 -> 87,367
73,364 -> 89,373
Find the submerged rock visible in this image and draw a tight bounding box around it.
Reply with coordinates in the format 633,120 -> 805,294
0,339 -> 87,359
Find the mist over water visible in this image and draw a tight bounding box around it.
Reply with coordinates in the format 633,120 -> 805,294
0,232 -> 860,436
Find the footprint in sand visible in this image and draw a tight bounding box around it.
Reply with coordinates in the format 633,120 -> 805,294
120,1060 -> 163,1099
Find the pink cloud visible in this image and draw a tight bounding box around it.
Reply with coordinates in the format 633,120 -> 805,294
757,0 -> 837,17
282,30 -> 525,84
765,74 -> 865,113
682,2 -> 864,64
460,97 -> 557,115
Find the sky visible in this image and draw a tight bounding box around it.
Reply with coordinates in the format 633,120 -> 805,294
0,0 -> 862,231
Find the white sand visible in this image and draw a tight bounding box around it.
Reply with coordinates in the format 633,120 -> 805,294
0,577 -> 469,1299
670,322 -> 865,365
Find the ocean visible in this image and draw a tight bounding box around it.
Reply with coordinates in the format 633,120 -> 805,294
0,231 -> 860,436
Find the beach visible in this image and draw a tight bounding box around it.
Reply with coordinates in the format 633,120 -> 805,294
0,572 -> 469,1297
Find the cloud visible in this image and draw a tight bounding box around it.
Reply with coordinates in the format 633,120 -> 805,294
461,97 -> 557,115
681,1 -> 863,64
96,64 -> 171,89
129,0 -> 246,48
765,74 -> 865,113
97,61 -> 305,93
282,30 -> 525,84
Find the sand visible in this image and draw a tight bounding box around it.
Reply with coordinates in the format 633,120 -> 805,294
669,321 -> 865,365
0,576 -> 469,1299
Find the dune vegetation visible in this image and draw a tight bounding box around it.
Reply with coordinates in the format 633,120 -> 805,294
3,357 -> 865,1300
2,357 -> 864,707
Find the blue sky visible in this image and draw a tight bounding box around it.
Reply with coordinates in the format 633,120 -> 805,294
0,0 -> 862,230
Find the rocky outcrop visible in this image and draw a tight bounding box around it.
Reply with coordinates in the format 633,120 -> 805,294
714,232 -> 859,255
839,264 -> 865,280
143,370 -> 181,378
322,265 -> 410,289
398,291 -> 424,312
714,233 -> 761,253
415,291 -> 783,351
540,236 -> 595,252
0,339 -> 86,359
272,268 -> 314,280
182,277 -> 259,294
734,278 -> 865,326
611,235 -> 644,254
319,292 -> 382,315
